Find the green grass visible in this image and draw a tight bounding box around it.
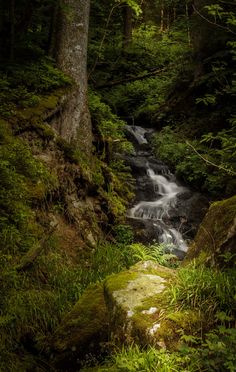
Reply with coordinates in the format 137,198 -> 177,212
167,263 -> 236,322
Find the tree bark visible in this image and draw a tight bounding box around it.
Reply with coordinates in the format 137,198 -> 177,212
54,0 -> 92,155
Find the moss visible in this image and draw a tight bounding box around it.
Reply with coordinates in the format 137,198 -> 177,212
186,195 -> 236,265
14,89 -> 65,123
34,122 -> 55,140
104,271 -> 138,294
53,283 -> 108,352
155,310 -> 203,350
103,263 -> 176,348
0,119 -> 12,142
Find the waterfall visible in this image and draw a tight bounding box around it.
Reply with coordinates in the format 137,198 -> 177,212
126,125 -> 189,255
129,164 -> 188,253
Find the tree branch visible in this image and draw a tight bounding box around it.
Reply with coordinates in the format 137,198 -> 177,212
192,4 -> 236,35
96,67 -> 168,89
186,140 -> 236,176
88,3 -> 121,79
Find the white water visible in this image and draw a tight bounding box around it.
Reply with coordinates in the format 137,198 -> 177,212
128,126 -> 188,253
125,125 -> 151,145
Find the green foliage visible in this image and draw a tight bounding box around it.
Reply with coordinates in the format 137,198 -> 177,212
113,224 -> 134,245
167,263 -> 236,322
129,242 -> 179,268
100,28 -> 191,122
152,125 -> 236,196
89,91 -> 134,220
195,324 -> 236,371
0,58 -> 71,118
89,90 -> 133,154
84,242 -> 137,284
116,0 -> 142,16
92,344 -> 192,372
0,135 -> 57,254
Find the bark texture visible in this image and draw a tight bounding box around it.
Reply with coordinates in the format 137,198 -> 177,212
54,0 -> 92,154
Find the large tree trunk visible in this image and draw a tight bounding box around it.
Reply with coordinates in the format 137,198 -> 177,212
54,0 -> 92,155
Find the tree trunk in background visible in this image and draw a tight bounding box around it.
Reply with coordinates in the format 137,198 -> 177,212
123,5 -> 132,49
54,0 -> 92,155
160,3 -> 164,32
185,2 -> 191,46
48,3 -> 59,57
9,0 -> 15,62
173,7 -> 176,22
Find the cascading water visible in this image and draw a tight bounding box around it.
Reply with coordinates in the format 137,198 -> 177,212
128,163 -> 188,254
125,125 -> 208,257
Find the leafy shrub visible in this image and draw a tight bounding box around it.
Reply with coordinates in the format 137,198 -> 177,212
152,125 -> 236,196
113,224 -> 134,245
89,89 -> 133,154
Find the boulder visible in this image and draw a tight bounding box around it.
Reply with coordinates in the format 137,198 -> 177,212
51,261 -> 204,369
186,195 -> 236,267
103,261 -> 175,348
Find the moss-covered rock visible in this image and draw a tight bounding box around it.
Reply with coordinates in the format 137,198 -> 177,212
52,283 -> 109,369
51,261 -> 207,368
186,195 -> 236,267
103,261 -> 175,348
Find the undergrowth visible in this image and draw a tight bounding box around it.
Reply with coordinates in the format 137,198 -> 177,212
0,57 -> 72,118
84,261 -> 236,372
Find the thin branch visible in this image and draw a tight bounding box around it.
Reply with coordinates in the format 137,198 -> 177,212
218,0 -> 236,6
15,224 -> 58,271
88,3 -> 121,79
96,67 -> 168,89
186,140 -> 236,176
192,4 -> 236,35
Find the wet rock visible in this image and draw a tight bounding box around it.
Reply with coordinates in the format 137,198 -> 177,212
124,125 -> 209,255
167,192 -> 209,239
126,217 -> 166,245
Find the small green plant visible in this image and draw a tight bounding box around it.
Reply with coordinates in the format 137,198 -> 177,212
91,344 -> 192,372
129,242 -> 178,268
84,242 -> 137,284
113,224 -> 134,245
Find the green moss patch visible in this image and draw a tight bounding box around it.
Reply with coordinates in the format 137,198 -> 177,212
186,195 -> 236,266
53,283 -> 109,352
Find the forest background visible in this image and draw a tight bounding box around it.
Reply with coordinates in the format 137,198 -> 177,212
0,0 -> 235,371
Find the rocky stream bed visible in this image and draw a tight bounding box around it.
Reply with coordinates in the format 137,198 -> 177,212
124,125 -> 209,258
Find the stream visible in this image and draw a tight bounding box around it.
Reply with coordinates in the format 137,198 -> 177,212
125,125 -> 209,258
